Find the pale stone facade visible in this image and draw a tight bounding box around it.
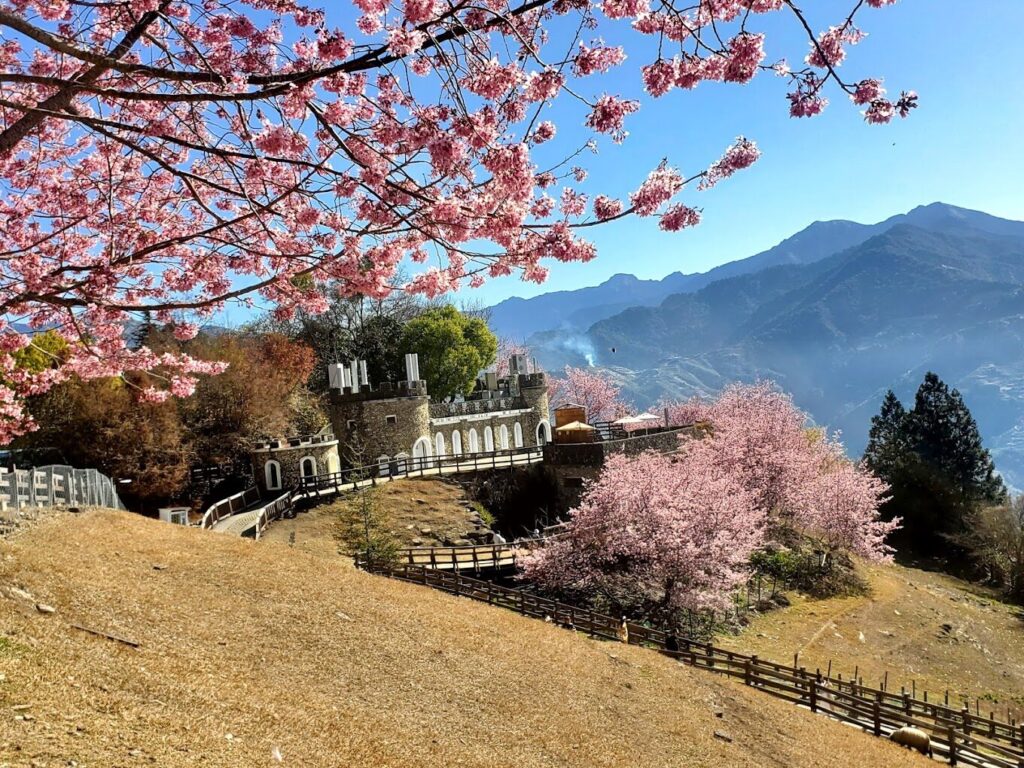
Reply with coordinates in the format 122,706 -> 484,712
250,434 -> 340,495
326,354 -> 550,469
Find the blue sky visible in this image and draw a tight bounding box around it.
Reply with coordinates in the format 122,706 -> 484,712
463,0 -> 1024,306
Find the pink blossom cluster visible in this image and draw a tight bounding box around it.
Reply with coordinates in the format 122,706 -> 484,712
526,381 -> 899,614
698,137 -> 761,190
549,365 -> 631,423
0,0 -> 909,440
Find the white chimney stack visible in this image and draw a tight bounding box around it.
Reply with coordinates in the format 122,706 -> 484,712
405,353 -> 420,382
327,363 -> 344,390
359,360 -> 369,386
349,360 -> 360,391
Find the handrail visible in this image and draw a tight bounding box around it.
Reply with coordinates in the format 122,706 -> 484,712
252,489 -> 295,540
297,446 -> 544,498
199,485 -> 260,529
364,563 -> 1024,768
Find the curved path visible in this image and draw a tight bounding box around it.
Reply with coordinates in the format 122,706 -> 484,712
205,446 -> 544,539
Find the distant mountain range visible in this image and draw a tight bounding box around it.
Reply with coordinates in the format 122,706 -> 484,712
489,202 -> 1023,341
490,203 -> 1024,488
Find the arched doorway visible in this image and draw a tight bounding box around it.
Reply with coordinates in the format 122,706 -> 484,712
265,460 -> 282,490
536,420 -> 551,446
435,432 -> 446,459
412,437 -> 432,469
300,456 -> 317,479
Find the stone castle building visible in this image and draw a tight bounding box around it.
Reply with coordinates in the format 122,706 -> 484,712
327,353 -> 550,468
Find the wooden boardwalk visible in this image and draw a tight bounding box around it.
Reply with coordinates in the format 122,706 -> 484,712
202,447 -> 544,539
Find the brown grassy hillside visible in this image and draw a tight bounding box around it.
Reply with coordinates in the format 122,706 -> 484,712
262,477 -> 485,555
720,562 -> 1024,714
0,511 -> 928,768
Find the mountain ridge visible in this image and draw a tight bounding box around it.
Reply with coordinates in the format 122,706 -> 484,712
488,202 -> 1024,341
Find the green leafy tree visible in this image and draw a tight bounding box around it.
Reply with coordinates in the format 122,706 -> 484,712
400,305 -> 498,401
337,485 -> 399,568
253,279 -> 427,393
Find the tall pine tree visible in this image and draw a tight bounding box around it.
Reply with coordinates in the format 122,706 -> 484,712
865,373 -> 1005,560
864,390 -> 907,480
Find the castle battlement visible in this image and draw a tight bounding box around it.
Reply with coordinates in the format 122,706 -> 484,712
328,379 -> 429,404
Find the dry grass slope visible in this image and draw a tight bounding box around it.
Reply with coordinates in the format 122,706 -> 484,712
0,511 -> 929,767
262,477 -> 484,555
720,562 -> 1024,712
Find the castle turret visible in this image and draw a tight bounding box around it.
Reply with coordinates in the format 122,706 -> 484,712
326,354 -> 432,467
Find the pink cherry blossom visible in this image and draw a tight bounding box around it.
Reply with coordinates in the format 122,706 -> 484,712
0,0 -> 910,440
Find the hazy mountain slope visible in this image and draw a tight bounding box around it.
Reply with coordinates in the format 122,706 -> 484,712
558,220 -> 1024,486
489,202 -> 1024,340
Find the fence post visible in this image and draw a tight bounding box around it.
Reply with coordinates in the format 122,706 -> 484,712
948,727 -> 957,766
810,679 -> 817,713
873,698 -> 881,737
745,657 -> 754,686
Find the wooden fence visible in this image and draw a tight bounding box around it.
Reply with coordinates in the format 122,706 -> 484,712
364,563 -> 1024,768
359,543 -> 519,573
0,464 -> 123,516
252,489 -> 296,540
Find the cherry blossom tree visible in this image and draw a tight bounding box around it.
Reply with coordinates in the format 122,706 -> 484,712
702,381 -> 896,558
800,456 -> 898,560
522,450 -> 764,618
660,394 -> 710,427
526,380 -> 897,619
0,0 -> 914,440
549,364 -> 630,422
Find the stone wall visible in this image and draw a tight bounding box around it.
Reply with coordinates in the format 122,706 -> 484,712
328,392 -> 431,466
542,426 -> 701,510
429,407 -> 539,456
251,440 -> 340,495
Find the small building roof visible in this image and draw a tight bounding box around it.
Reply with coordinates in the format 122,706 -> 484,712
612,412 -> 661,425
555,420 -> 597,432
554,402 -> 586,411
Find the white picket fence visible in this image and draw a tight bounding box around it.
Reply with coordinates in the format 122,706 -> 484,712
0,464 -> 124,517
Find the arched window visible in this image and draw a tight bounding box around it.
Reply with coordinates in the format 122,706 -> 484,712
484,425 -> 494,452
326,453 -> 340,475
468,428 -> 480,454
498,424 -> 510,450
536,420 -> 551,446
264,460 -> 282,490
452,430 -> 463,456
300,456 -> 317,478
435,432 -> 446,458
513,422 -> 524,448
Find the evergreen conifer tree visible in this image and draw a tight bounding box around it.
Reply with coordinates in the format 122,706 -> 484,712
865,372 -> 1006,560
864,390 -> 907,480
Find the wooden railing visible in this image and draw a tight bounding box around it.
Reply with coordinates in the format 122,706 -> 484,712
298,446 -> 544,497
252,489 -> 295,540
363,563 -> 1024,768
359,543 -> 519,573
199,485 -> 260,529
